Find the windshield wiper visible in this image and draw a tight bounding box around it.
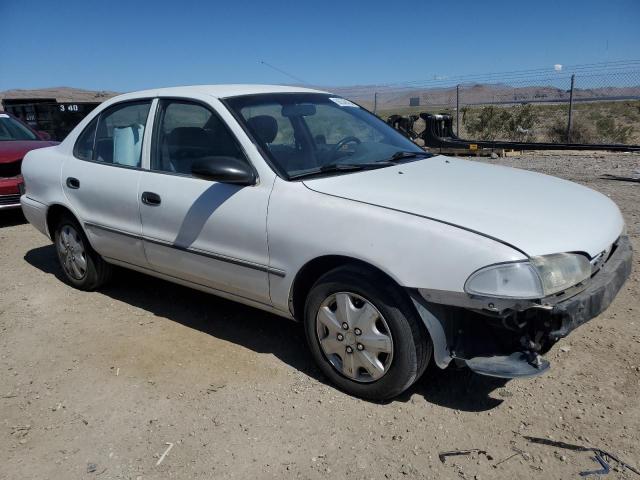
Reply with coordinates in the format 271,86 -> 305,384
289,152 -> 430,179
384,150 -> 431,163
289,161 -> 394,180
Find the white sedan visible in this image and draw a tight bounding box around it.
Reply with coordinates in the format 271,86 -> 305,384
21,85 -> 632,400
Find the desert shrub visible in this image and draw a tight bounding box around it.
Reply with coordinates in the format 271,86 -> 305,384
460,106 -> 470,124
546,118 -> 595,143
546,119 -> 567,143
588,110 -> 605,122
383,99 -> 639,144
464,106 -> 510,141
504,104 -> 537,141
462,104 -> 538,141
595,117 -> 633,144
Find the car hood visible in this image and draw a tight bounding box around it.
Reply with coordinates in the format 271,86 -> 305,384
303,156 -> 624,258
0,140 -> 58,163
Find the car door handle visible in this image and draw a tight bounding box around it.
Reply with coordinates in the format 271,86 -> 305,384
141,191 -> 161,206
66,177 -> 80,189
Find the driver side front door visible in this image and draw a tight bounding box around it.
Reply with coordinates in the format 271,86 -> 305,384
138,99 -> 274,305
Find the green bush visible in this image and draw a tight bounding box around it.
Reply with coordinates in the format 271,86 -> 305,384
383,99 -> 639,144
595,117 -> 633,144
463,104 -> 538,141
504,104 -> 536,141
546,118 -> 595,143
463,106 -> 508,141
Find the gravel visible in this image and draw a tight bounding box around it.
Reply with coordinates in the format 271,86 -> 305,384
1,152 -> 639,479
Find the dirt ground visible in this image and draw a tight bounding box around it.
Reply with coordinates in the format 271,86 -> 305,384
1,152 -> 639,480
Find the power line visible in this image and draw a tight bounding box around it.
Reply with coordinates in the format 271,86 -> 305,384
259,60 -> 309,85
329,60 -> 640,93
392,60 -> 640,87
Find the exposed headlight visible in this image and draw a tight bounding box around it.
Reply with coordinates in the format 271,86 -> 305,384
464,253 -> 591,299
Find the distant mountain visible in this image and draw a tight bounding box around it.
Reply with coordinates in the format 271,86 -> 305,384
2,83 -> 639,114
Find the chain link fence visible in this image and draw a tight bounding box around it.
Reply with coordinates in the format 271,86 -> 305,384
332,62 -> 640,145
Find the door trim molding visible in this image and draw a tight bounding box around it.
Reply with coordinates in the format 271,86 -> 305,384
84,221 -> 286,277
103,255 -> 294,320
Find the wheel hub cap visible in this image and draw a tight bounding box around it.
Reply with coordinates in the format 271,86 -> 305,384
316,292 -> 393,383
57,225 -> 87,280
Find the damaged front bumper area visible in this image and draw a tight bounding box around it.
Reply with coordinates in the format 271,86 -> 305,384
411,235 -> 633,379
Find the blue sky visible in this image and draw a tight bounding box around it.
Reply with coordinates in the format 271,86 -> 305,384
1,0 -> 639,92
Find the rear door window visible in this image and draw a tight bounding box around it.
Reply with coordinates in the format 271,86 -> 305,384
92,101 -> 151,167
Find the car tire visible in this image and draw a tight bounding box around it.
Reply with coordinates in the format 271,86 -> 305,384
304,265 -> 432,400
54,214 -> 112,291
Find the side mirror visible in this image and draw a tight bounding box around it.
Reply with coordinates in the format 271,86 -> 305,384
37,130 -> 51,141
191,156 -> 256,185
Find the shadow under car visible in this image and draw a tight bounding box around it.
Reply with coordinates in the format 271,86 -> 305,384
24,243 -> 508,410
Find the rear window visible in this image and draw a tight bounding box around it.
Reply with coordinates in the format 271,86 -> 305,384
0,114 -> 38,141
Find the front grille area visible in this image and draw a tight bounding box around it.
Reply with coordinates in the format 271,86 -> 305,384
0,160 -> 22,178
0,194 -> 21,206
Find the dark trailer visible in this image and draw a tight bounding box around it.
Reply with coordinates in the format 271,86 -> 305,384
1,98 -> 101,141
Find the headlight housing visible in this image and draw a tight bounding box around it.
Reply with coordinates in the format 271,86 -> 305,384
465,253 -> 591,299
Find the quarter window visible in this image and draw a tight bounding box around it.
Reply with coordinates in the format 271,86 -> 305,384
93,101 -> 151,167
152,100 -> 246,175
73,116 -> 99,160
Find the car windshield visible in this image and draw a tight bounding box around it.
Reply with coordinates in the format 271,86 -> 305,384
224,93 -> 429,179
0,114 -> 38,141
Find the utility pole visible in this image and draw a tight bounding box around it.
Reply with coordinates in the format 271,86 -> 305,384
373,92 -> 378,114
456,85 -> 460,137
567,74 -> 575,143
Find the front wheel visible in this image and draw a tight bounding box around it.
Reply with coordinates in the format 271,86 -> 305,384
304,265 -> 431,400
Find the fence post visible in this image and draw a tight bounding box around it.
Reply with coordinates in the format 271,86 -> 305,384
456,84 -> 460,137
567,74 -> 575,143
373,91 -> 378,114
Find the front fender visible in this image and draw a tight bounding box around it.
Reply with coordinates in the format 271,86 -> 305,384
267,178 -> 526,313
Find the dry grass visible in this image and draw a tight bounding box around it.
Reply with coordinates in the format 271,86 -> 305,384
378,100 -> 640,145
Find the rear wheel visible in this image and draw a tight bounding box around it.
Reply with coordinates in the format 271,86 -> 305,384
54,215 -> 111,290
304,265 -> 431,400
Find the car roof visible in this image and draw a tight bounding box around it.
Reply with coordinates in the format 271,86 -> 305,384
112,84 -> 329,101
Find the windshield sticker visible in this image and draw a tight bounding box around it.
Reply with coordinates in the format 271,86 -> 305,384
0,114 -> 9,118
329,97 -> 359,108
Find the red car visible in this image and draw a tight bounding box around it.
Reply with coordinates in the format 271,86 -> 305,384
0,112 -> 58,210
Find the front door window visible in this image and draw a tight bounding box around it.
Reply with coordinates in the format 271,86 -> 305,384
152,100 -> 246,175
